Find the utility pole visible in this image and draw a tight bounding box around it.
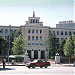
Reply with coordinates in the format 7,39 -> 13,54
8,25 -> 11,65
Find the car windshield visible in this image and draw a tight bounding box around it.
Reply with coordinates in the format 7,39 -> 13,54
32,60 -> 38,63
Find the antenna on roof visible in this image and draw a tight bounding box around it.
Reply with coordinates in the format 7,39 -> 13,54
33,10 -> 35,17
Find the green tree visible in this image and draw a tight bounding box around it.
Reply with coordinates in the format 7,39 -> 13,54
12,35 -> 26,62
60,39 -> 66,56
0,37 -> 7,56
6,30 -> 21,55
63,35 -> 74,63
47,31 -> 57,58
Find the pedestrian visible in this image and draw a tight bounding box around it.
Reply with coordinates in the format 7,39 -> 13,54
2,58 -> 6,68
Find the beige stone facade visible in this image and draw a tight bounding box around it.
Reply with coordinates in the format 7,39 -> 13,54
21,11 -> 49,59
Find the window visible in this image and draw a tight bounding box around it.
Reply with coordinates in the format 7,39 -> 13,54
40,43 -> 42,46
53,31 -> 55,35
73,32 -> 75,35
33,19 -> 35,23
61,38 -> 63,41
30,19 -> 32,23
56,38 -> 59,43
65,31 -> 67,35
36,43 -> 38,45
61,31 -> 63,35
28,29 -> 30,33
69,31 -> 71,35
32,43 -> 34,46
36,36 -> 38,41
5,29 -> 8,33
57,44 -> 59,48
57,31 -> 59,35
28,36 -> 31,40
14,30 -> 16,32
32,29 -> 34,33
40,30 -> 42,34
40,36 -> 42,41
36,19 -> 37,23
0,29 -> 3,33
28,43 -> 31,45
36,30 -> 38,33
32,36 -> 34,41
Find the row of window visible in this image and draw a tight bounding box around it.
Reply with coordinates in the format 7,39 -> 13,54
53,31 -> 75,35
28,42 -> 42,46
28,29 -> 42,34
0,29 -> 17,33
28,36 -> 42,41
56,38 -> 67,43
30,19 -> 39,23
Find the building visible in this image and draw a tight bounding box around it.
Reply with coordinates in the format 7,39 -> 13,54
0,12 -> 75,59
21,11 -> 49,59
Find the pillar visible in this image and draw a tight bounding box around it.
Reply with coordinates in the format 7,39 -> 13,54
38,50 -> 41,59
31,49 -> 34,59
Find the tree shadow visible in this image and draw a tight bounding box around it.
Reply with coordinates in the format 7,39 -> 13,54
0,68 -> 15,71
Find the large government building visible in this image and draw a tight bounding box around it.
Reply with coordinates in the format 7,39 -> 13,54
0,11 -> 75,59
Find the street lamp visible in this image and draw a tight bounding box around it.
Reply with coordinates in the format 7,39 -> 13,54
8,25 -> 11,64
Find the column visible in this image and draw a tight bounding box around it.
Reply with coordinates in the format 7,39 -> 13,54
38,50 -> 41,59
45,49 -> 49,60
31,49 -> 34,59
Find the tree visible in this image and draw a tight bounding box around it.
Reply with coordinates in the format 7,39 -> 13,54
60,39 -> 66,56
47,31 -> 57,58
63,35 -> 74,63
6,30 -> 21,55
0,37 -> 6,56
12,35 -> 26,62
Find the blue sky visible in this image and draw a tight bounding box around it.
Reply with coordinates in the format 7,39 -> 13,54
0,0 -> 74,27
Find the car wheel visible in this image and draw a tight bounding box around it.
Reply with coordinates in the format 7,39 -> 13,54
45,65 -> 48,68
40,66 -> 42,68
32,65 -> 35,68
28,66 -> 30,68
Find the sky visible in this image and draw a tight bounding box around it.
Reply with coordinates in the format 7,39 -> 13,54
0,0 -> 74,27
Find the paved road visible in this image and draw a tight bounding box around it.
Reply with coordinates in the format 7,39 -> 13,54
0,64 -> 74,75
0,60 -> 75,75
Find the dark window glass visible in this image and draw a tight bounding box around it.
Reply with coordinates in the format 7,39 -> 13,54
28,43 -> 30,45
40,36 -> 42,41
69,31 -> 71,35
32,36 -> 34,41
28,36 -> 31,40
36,36 -> 38,41
56,38 -> 59,43
53,31 -> 55,35
33,19 -> 35,23
0,29 -> 3,33
57,31 -> 59,35
65,31 -> 67,35
40,43 -> 42,46
36,43 -> 38,45
28,29 -> 30,33
32,29 -> 34,33
32,43 -> 34,46
61,31 -> 63,35
36,30 -> 38,33
5,29 -> 8,33
73,32 -> 75,35
40,30 -> 42,34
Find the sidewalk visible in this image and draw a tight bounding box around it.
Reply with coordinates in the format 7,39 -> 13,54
0,60 -> 74,67
49,59 -> 74,67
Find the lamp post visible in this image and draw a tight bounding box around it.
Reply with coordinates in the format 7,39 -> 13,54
8,25 -> 11,65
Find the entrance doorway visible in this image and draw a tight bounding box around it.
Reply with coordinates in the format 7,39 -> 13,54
41,50 -> 45,59
34,50 -> 38,59
27,50 -> 31,59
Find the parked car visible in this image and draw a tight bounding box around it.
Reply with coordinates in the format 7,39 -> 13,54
25,59 -> 51,68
